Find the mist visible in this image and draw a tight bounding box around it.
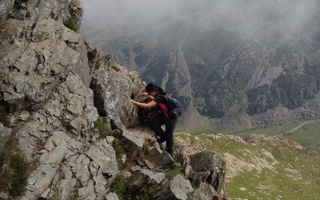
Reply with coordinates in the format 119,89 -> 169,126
81,0 -> 318,44
79,0 -> 320,127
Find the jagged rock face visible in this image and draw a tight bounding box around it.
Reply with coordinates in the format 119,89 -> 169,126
0,1 -> 228,200
81,0 -> 320,129
0,0 -> 90,113
90,55 -> 145,130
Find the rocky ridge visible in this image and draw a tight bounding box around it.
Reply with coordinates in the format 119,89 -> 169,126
0,1 -> 228,199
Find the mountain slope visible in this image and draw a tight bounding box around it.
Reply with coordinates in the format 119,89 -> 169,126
175,132 -> 320,200
81,0 -> 320,131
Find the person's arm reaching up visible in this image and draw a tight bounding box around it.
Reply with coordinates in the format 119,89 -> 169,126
131,99 -> 157,108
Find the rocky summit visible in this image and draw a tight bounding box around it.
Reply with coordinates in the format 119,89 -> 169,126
0,1 -> 227,199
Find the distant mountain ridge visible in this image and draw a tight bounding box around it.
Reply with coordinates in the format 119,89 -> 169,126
81,0 -> 320,130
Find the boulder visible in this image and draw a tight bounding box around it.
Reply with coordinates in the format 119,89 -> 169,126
91,55 -> 145,129
188,150 -> 227,195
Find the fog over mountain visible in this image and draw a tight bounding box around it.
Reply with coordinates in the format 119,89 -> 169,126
81,0 -> 317,48
81,0 -> 320,130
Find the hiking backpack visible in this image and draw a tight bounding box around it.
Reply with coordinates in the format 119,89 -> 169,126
163,93 -> 184,118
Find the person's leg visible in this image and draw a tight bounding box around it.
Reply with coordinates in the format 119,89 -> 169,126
165,117 -> 177,156
149,112 -> 166,143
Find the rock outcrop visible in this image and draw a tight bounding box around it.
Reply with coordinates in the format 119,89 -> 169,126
0,1 -> 228,199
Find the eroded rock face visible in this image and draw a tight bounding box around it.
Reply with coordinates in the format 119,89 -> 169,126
90,55 -> 145,130
0,0 -> 90,113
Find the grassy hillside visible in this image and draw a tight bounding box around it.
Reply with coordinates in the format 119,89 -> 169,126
226,120 -> 320,153
175,132 -> 320,200
191,119 -> 320,153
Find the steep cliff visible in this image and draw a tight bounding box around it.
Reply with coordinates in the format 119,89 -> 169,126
0,1 -> 227,199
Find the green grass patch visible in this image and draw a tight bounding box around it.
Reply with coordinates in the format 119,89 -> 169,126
112,138 -> 125,158
190,122 -> 221,135
64,17 -> 77,31
142,141 -> 151,155
226,121 -> 304,137
254,140 -> 319,199
110,174 -> 130,198
177,131 -> 320,199
284,121 -> 320,152
225,140 -> 320,200
112,138 -> 131,170
221,120 -> 320,153
0,140 -> 31,196
94,117 -> 112,138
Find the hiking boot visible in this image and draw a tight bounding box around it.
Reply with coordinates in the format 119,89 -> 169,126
111,129 -> 122,137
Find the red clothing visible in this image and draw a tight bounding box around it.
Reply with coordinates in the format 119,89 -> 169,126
154,94 -> 170,119
158,102 -> 169,118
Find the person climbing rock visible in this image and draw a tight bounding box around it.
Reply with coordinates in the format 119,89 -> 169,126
131,83 -> 178,158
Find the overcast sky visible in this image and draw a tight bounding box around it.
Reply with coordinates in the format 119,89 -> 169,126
80,0 -> 318,43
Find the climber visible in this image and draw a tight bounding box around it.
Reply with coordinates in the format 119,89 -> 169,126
131,83 -> 177,158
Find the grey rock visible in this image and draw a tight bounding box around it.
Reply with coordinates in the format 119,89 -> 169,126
189,182 -> 221,200
125,169 -> 166,198
145,148 -> 175,169
0,191 -> 9,200
0,0 -> 14,25
26,164 -> 59,197
189,150 -> 227,194
170,175 -> 194,200
91,55 -> 145,129
153,175 -> 193,200
121,129 -> 145,159
106,193 -> 119,200
1,15 -> 92,113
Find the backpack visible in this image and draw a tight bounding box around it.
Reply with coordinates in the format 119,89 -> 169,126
163,93 -> 184,118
